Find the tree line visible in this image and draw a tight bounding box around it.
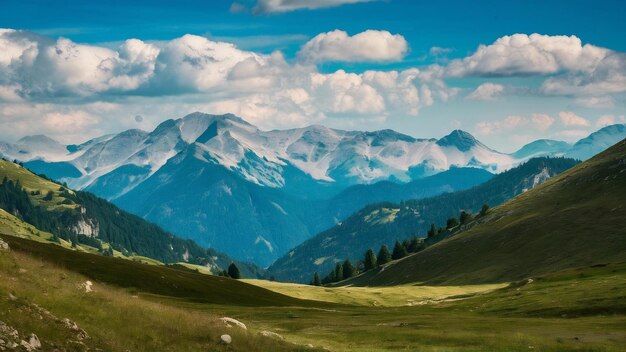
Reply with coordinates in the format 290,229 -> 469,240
310,203 -> 490,286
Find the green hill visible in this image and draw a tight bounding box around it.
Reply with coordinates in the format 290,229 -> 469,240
269,157 -> 578,283
0,158 -> 264,278
342,138 -> 626,286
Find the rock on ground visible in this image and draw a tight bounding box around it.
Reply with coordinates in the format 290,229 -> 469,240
220,317 -> 247,330
259,331 -> 284,340
220,334 -> 232,345
0,239 -> 9,251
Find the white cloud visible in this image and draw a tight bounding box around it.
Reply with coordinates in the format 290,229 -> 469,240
531,113 -> 555,131
540,53 -> 626,96
574,96 -> 615,108
467,83 -> 505,100
252,0 -> 373,14
0,29 -> 455,142
298,30 -> 408,63
559,111 -> 589,127
0,29 -> 160,97
552,129 -> 590,140
475,115 -> 527,135
429,46 -> 452,56
447,33 -> 609,77
596,114 -> 625,127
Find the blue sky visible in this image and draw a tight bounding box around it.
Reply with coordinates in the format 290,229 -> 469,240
0,0 -> 625,151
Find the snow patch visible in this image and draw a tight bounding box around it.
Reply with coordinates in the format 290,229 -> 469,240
255,236 -> 274,253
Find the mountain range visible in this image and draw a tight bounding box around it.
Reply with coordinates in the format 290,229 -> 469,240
268,157 -> 579,282
1,112 -> 624,266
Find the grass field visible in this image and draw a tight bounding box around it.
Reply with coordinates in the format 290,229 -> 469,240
243,279 -> 505,307
2,232 -> 625,351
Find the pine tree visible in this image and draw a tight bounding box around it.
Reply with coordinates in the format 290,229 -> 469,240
363,248 -> 377,271
392,240 -> 408,260
342,259 -> 354,279
228,263 -> 241,279
408,235 -> 420,252
459,210 -> 472,225
480,203 -> 490,217
377,245 -> 391,266
334,263 -> 343,282
43,190 -> 54,201
312,272 -> 321,286
446,216 -> 459,229
427,224 -> 437,238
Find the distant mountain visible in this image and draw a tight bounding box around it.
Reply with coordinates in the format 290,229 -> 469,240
0,113 -> 623,265
0,158 -> 264,278
565,124 -> 626,160
268,157 -> 579,283
342,138 -> 626,287
512,139 -> 571,159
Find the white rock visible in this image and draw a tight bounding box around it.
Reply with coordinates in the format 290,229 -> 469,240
28,334 -> 41,349
219,334 -> 232,344
0,239 -> 9,251
259,330 -> 284,340
79,281 -> 93,293
220,317 -> 247,330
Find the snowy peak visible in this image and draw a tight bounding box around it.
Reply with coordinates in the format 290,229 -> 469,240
437,130 -> 482,152
2,112 -> 623,201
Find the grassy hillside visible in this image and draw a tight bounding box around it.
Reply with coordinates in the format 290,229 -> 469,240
1,234 -> 317,308
0,158 -> 264,278
342,138 -> 626,286
1,209 -> 625,351
270,157 -> 578,283
0,239 -> 324,351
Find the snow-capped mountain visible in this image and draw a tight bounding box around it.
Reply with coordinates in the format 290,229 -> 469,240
0,112 -> 517,196
1,113 -> 623,266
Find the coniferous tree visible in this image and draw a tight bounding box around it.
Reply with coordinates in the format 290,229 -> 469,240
363,248 -> 377,271
377,245 -> 391,266
342,259 -> 354,279
334,263 -> 343,281
392,240 -> 408,260
228,263 -> 241,279
408,235 -> 420,252
43,190 -> 54,201
459,210 -> 472,225
427,224 -> 437,238
312,272 -> 321,286
446,216 -> 459,229
480,203 -> 490,217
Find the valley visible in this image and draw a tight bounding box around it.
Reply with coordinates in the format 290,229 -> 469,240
0,135 -> 624,351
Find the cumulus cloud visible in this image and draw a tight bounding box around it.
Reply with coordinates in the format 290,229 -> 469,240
475,115 -> 527,135
0,29 -> 160,97
559,111 -> 589,127
531,113 -> 555,131
447,33 -> 609,77
540,53 -> 626,96
467,83 -> 505,100
0,28 -> 454,142
596,114 -> 625,127
446,33 -> 626,98
252,0 -> 373,14
298,30 -> 408,63
574,96 -> 615,108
